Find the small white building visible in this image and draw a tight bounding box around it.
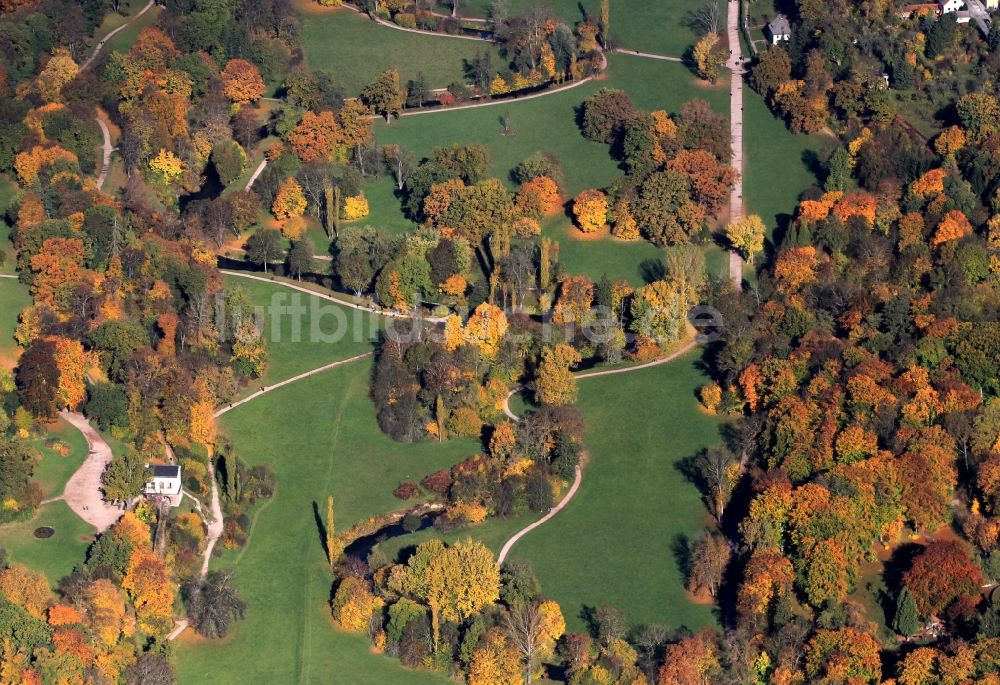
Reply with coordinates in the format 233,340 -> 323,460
143,464 -> 182,506
766,14 -> 791,44
987,0 -> 998,10
939,0 -> 965,13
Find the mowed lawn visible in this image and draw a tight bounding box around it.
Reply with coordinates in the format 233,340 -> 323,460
175,361 -> 481,685
223,275 -> 383,389
508,350 -> 725,633
441,0 -> 705,57
743,89 -> 828,246
1,502 -> 94,588
372,56 -> 727,285
0,279 -> 29,368
299,6 -> 503,95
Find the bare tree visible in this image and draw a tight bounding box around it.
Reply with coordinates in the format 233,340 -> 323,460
382,144 -> 416,190
694,445 -> 737,523
503,602 -> 543,685
689,0 -> 723,35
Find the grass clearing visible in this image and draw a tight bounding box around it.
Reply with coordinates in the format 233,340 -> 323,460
30,419 -> 89,500
104,4 -> 162,55
223,274 -> 383,389
1,501 -> 94,587
743,88 -> 828,245
300,6 -> 503,95
175,360 -> 479,684
0,278 -> 30,369
508,350 -> 725,632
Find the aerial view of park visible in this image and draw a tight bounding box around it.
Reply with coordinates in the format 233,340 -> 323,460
0,0 -> 999,682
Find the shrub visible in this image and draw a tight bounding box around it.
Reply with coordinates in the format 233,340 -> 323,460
447,406 -> 483,438
421,469 -> 453,495
342,194 -> 369,220
393,482 -> 421,500
572,189 -> 608,233
394,12 -> 416,28
281,215 -> 307,239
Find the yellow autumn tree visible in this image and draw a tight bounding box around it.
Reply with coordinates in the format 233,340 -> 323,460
148,149 -> 184,184
331,577 -> 384,632
83,579 -> 127,648
36,48 -> 78,102
463,303 -> 508,357
725,214 -> 766,263
342,194 -> 369,220
535,343 -> 581,406
572,189 -> 608,233
0,564 -> 53,619
692,32 -> 724,83
468,628 -> 521,685
272,177 -> 307,220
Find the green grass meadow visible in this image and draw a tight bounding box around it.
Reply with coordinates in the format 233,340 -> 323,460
743,89 -> 827,245
1,501 -> 94,588
224,274 -> 383,389
300,7 -> 503,94
175,360 -> 478,685
508,350 -> 725,633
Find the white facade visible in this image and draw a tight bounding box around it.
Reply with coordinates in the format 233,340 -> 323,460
940,0 -> 965,13
767,15 -> 792,44
143,465 -> 181,497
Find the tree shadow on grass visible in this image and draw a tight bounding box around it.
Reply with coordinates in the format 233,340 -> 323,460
311,500 -> 330,563
671,533 -> 692,584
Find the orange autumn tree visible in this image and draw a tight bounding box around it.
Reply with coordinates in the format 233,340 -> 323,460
803,627 -> 881,684
773,246 -> 819,297
122,550 -> 175,634
13,144 -> 78,186
571,189 -> 607,233
29,237 -> 85,312
50,336 -> 89,411
909,168 -> 947,199
83,579 -> 127,648
516,176 -> 561,217
832,191 -> 877,226
221,59 -> 265,104
657,629 -> 721,685
272,177 -> 307,220
289,110 -> 342,163
932,209 -> 973,247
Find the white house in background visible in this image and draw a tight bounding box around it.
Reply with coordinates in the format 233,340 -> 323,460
939,0 -> 965,13
987,0 -> 998,10
766,14 -> 792,44
143,464 -> 182,506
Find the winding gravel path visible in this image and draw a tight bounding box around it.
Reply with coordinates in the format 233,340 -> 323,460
495,339 -> 698,562
95,116 -> 114,190
58,411 -> 124,533
219,270 -> 448,322
80,0 -> 156,71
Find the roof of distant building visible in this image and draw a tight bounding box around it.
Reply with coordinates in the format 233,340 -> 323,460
768,14 -> 792,35
151,464 -> 180,479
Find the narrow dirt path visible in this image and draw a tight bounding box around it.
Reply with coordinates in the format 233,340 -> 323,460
340,2 -> 489,41
168,350 -> 377,640
496,464 -> 582,565
80,0 -> 156,71
219,269 -> 447,323
95,116 -> 114,190
612,48 -> 683,62
244,159 -> 268,191
495,339 -> 699,562
59,410 -> 124,533
726,0 -> 746,289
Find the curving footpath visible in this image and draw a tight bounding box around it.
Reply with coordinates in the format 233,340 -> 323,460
80,0 -> 156,71
495,339 -> 698,562
58,411 -> 124,533
95,116 -> 114,190
219,269 -> 448,323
